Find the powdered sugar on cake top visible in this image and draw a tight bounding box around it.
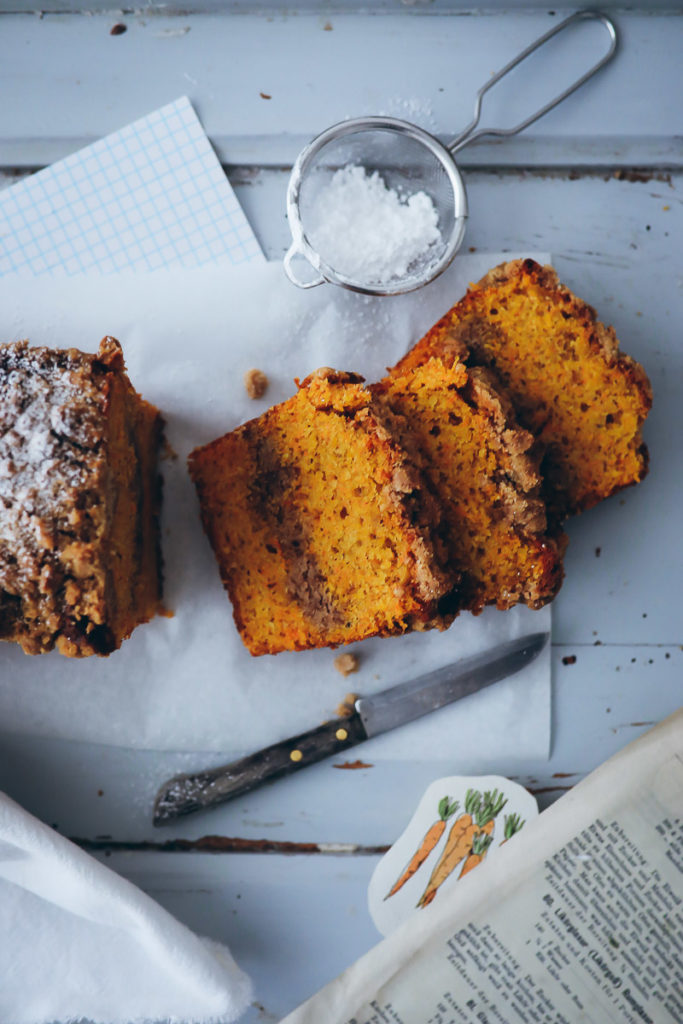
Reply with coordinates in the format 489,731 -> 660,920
0,344 -> 103,585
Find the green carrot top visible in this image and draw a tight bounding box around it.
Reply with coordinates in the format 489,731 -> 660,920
475,789 -> 508,828
463,788 -> 482,818
438,796 -> 459,821
470,831 -> 495,856
503,812 -> 526,840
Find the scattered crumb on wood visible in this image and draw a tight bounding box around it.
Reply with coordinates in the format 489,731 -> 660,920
333,759 -> 373,770
334,652 -> 359,677
562,654 -> 577,666
259,92 -> 272,100
110,22 -> 127,35
244,368 -> 269,399
335,691 -> 359,717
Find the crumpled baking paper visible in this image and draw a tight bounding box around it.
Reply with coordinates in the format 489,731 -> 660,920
0,253 -> 552,760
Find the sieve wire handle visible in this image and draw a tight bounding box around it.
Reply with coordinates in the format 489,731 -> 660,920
283,240 -> 325,289
448,10 -> 617,155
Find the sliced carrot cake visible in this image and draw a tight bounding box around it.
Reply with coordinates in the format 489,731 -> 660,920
0,337 -> 164,657
375,355 -> 565,615
189,368 -> 453,656
394,259 -> 652,520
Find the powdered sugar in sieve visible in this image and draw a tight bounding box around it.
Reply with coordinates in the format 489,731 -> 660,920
305,165 -> 443,287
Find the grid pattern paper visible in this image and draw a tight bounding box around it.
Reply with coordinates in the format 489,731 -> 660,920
0,97 -> 264,275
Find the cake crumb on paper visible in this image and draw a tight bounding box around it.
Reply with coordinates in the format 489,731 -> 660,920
335,691 -> 360,717
244,368 -> 269,399
335,653 -> 360,678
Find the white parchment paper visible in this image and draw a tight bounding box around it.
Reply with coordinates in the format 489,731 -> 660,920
0,254 -> 552,758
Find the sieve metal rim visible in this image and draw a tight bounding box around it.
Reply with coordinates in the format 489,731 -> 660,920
284,116 -> 468,297
284,12 -> 618,296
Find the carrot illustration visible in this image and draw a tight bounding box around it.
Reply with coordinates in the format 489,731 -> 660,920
458,788 -> 507,879
459,830 -> 494,877
384,796 -> 458,900
501,812 -> 525,844
416,788 -> 482,908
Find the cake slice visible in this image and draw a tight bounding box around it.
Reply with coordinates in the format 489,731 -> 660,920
395,259 -> 653,520
0,337 -> 163,657
189,368 -> 453,656
375,356 -> 565,614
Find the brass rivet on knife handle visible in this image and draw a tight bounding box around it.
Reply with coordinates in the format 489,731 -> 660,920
152,711 -> 367,825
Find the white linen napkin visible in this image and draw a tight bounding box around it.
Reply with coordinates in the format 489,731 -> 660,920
0,792 -> 252,1024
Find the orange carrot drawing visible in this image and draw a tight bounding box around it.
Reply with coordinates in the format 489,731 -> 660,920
416,788 -> 482,908
458,788 -> 508,879
385,796 -> 459,900
458,831 -> 494,878
501,812 -> 525,844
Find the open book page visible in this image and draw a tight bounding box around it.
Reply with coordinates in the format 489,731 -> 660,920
283,710 -> 683,1024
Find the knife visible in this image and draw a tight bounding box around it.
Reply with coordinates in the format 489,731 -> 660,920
153,630 -> 548,826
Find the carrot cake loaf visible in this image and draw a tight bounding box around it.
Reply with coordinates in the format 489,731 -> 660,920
189,368 -> 453,656
394,259 -> 652,520
0,337 -> 163,657
375,356 -> 565,614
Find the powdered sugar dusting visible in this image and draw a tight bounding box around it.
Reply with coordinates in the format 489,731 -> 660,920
380,97 -> 438,133
306,164 -> 443,286
0,343 -> 103,588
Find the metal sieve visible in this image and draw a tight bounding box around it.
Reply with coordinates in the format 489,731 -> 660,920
284,10 -> 617,296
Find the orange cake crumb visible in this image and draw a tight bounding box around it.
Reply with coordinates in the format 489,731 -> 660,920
189,368 -> 453,656
334,652 -> 360,677
396,259 -> 652,520
244,368 -> 269,399
335,692 -> 360,717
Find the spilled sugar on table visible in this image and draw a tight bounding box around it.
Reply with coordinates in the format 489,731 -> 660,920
0,4 -> 681,1021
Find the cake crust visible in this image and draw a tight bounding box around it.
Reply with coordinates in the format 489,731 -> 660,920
0,337 -> 163,657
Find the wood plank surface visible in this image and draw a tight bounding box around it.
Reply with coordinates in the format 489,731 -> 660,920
96,850 -> 383,1024
0,11 -> 681,168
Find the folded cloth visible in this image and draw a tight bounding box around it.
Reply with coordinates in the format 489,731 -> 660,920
0,792 -> 252,1024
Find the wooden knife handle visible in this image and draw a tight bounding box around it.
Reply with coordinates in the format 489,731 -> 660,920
153,712 -> 367,825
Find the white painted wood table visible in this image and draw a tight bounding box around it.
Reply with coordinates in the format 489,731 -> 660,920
0,5 -> 681,1021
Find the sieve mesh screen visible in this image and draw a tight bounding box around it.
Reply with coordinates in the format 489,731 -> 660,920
295,127 -> 460,291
